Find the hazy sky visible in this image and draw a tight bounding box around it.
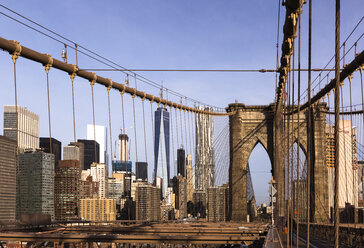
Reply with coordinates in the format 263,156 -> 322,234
0,0 -> 363,204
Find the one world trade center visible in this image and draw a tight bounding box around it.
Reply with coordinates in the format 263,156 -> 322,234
154,107 -> 170,197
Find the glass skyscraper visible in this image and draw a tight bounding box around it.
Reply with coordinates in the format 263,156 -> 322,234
154,107 -> 170,197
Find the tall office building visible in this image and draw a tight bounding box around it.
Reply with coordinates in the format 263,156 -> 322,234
118,133 -> 129,161
90,163 -> 108,198
39,137 -> 61,169
54,160 -> 81,220
154,107 -> 170,197
177,147 -> 186,177
195,106 -> 215,193
136,162 -> 148,181
173,175 -> 187,219
87,124 -> 107,165
0,135 -> 17,222
207,186 -> 228,222
18,151 -> 54,219
326,120 -> 359,209
69,142 -> 85,169
77,139 -> 100,170
186,154 -> 193,203
3,105 -> 39,150
135,184 -> 161,221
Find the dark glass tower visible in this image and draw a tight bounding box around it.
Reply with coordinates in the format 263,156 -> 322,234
39,137 -> 61,170
154,107 -> 170,197
177,147 -> 186,177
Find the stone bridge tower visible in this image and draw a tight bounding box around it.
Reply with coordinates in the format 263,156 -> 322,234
227,103 -> 329,223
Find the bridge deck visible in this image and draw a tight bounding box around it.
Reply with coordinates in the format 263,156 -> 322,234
0,222 -> 268,245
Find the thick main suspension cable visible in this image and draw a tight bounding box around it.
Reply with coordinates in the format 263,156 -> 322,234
0,36 -> 231,116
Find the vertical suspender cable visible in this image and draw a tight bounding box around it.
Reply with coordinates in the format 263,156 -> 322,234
340,86 -> 349,203
150,101 -> 155,179
290,37 -> 295,248
184,109 -> 188,154
275,0 -> 282,91
132,95 -> 138,163
286,57 -> 291,248
44,57 -> 53,154
175,108 -> 180,148
170,105 -> 176,175
121,91 -> 125,134
107,86 -> 113,171
348,74 -> 355,217
142,98 -> 147,162
90,78 -> 97,164
187,99 -> 193,156
296,12 -> 301,248
307,1 -> 313,246
133,75 -> 138,163
11,48 -> 19,152
334,0 -> 341,247
70,72 -> 77,143
180,103 -> 184,149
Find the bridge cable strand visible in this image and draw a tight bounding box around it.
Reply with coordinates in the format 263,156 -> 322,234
70,65 -> 77,142
150,100 -> 155,180
142,93 -> 147,162
348,72 -> 356,218
132,75 -> 138,163
175,108 -> 179,149
360,65 -> 364,147
11,42 -> 20,206
44,55 -> 53,154
107,84 -> 113,171
184,105 -> 188,155
169,104 -> 175,176
180,101 -> 184,149
290,35 -> 295,248
306,1 -> 313,245
186,99 -> 192,157
275,0 -> 282,91
90,75 -> 97,164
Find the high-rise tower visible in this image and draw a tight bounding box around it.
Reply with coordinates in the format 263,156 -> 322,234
3,106 -> 39,150
195,106 -> 215,192
154,107 -> 170,197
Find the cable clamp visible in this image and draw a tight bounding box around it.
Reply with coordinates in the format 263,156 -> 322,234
141,92 -> 146,101
44,54 -> 53,74
120,84 -> 126,96
107,79 -> 113,91
69,64 -> 78,82
90,72 -> 97,87
10,40 -> 22,63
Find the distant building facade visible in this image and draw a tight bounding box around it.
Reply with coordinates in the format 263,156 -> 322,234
87,124 -> 107,166
80,198 -> 116,221
39,137 -> 61,169
18,151 -> 54,219
135,184 -> 161,221
54,160 -> 81,221
3,105 -> 39,149
186,154 -> 193,203
69,142 -> 85,170
90,163 -> 108,198
77,139 -> 100,170
0,135 -> 17,222
195,106 -> 215,194
136,162 -> 148,181
177,147 -> 186,177
207,186 -> 228,222
326,120 -> 358,210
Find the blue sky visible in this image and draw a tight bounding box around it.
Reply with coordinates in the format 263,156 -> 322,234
0,0 -> 363,205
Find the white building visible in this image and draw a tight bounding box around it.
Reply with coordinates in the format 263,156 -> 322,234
3,105 -> 39,150
87,124 -> 107,165
327,120 -> 358,209
90,163 -> 108,198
